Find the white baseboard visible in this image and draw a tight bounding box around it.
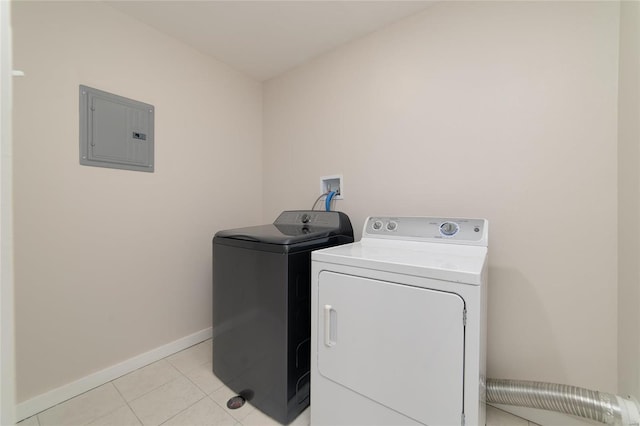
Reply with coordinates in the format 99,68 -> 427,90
490,403 -> 600,425
16,327 -> 213,422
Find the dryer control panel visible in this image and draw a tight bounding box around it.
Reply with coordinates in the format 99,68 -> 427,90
364,216 -> 488,246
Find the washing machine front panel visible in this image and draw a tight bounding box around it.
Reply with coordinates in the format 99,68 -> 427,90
213,211 -> 354,424
317,271 -> 465,426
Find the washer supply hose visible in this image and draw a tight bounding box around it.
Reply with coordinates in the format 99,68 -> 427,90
486,379 -> 640,425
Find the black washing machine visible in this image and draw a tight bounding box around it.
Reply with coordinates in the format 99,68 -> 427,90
212,210 -> 354,424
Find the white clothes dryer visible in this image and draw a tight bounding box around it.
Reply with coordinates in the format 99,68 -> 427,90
310,216 -> 488,426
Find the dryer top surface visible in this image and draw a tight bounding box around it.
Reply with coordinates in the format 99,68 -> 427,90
312,236 -> 487,285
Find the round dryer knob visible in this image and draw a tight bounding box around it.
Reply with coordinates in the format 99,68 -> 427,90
301,213 -> 311,224
372,220 -> 383,230
440,221 -> 459,236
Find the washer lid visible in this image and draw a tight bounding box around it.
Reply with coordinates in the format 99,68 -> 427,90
214,210 -> 354,246
312,239 -> 487,285
215,223 -> 341,245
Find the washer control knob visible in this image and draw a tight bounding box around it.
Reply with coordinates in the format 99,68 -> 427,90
440,221 -> 459,236
386,221 -> 398,231
301,213 -> 311,224
372,220 -> 383,230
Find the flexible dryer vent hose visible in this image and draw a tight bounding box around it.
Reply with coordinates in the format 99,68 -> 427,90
486,379 -> 640,425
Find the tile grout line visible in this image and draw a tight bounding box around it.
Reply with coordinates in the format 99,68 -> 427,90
29,382 -> 125,426
81,383 -> 128,426
126,373 -> 186,408
113,359 -> 184,406
111,379 -> 145,426
179,359 -> 225,397
126,374 -> 196,426
175,357 -> 250,424
155,357 -> 209,426
123,352 -> 209,426
157,394 -> 209,426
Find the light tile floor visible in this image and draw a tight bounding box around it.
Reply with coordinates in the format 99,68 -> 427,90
18,339 -> 538,426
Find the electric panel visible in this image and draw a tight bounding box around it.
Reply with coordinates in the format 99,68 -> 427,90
79,85 -> 154,172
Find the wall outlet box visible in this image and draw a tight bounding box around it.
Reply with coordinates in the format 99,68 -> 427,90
320,175 -> 343,200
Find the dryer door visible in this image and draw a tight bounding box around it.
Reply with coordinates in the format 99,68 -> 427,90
317,271 -> 465,426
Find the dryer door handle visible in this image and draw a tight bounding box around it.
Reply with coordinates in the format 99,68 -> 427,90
324,304 -> 336,347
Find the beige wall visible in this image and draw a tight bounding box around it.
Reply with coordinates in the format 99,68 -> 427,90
13,0 -> 632,410
618,0 -> 640,398
12,2 -> 262,401
264,1 -> 620,392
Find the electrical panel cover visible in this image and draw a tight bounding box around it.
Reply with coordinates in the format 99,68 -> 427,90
79,85 -> 154,172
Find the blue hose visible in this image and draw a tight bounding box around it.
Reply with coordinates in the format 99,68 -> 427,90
325,191 -> 336,211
